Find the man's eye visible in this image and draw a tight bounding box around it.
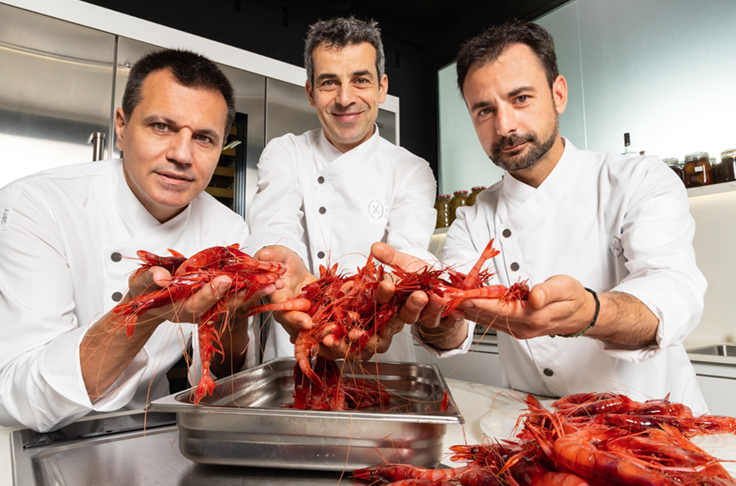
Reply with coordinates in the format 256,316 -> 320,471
153,123 -> 168,131
479,108 -> 493,116
355,78 -> 369,85
516,95 -> 529,103
196,135 -> 213,144
321,80 -> 336,87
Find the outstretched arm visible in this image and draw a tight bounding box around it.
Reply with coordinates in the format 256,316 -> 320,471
81,266 -> 281,400
458,274 -> 658,346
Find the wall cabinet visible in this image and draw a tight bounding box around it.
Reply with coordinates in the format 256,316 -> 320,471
414,339 -> 503,387
691,361 -> 736,416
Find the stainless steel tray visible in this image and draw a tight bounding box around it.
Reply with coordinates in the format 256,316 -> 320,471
148,358 -> 463,471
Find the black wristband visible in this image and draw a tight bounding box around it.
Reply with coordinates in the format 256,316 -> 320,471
552,287 -> 600,338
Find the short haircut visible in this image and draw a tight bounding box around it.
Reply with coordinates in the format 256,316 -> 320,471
304,16 -> 385,86
121,49 -> 235,137
456,21 -> 559,97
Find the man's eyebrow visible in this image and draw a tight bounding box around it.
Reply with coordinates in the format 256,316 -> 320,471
470,100 -> 493,112
352,70 -> 373,78
316,73 -> 337,82
142,115 -> 221,142
507,86 -> 535,98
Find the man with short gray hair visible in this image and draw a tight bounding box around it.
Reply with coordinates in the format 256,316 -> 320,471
247,17 -> 437,363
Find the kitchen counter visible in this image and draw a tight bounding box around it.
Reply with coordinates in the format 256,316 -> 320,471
0,379 -> 524,486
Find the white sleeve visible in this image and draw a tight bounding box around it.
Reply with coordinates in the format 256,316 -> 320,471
0,185 -> 96,432
245,137 -> 308,261
385,152 -> 438,263
603,159 -> 707,360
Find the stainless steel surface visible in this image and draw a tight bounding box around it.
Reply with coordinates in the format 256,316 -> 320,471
87,131 -> 106,161
688,345 -> 736,357
148,358 -> 462,471
11,424 -> 346,486
0,3 -> 115,188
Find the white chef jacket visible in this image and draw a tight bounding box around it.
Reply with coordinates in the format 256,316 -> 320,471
0,159 -> 252,432
443,140 -> 708,413
246,127 -> 437,362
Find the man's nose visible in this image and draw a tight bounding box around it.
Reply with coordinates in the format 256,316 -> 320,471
335,84 -> 357,107
167,130 -> 193,164
495,105 -> 517,137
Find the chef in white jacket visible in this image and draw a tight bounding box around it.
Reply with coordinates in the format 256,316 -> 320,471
0,49 -> 280,432
247,17 -> 437,363
373,22 -> 708,413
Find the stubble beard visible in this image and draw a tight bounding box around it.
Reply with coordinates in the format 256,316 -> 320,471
489,116 -> 559,172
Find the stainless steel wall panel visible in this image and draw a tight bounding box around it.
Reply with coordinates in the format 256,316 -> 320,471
0,3 -> 115,188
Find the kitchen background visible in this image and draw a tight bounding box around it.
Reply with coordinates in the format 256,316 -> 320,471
1,0 -> 735,411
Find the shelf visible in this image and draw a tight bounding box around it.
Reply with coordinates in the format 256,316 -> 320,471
205,187 -> 234,198
687,181 -> 736,198
213,166 -> 235,178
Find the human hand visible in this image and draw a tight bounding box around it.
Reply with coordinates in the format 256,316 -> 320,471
457,275 -> 596,339
369,242 -> 468,351
126,260 -> 284,328
254,245 -> 315,341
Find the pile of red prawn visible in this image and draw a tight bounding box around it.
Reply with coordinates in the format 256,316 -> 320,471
244,238 -> 529,410
353,392 -> 736,486
108,244 -> 286,404
110,239 -> 528,409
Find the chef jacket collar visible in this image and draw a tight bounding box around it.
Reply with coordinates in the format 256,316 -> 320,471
501,137 -> 578,207
317,124 -> 381,164
113,159 -> 192,235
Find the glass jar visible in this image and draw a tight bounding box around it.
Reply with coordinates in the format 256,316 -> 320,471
449,190 -> 469,223
682,152 -> 713,188
466,186 -> 486,206
434,194 -> 452,228
720,149 -> 736,183
662,158 -> 683,182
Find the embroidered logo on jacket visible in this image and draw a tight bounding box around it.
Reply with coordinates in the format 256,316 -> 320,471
368,199 -> 385,220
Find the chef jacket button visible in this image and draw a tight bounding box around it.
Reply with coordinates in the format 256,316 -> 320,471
317,251 -> 325,259
111,252 -> 122,262
112,291 -> 123,302
543,368 -> 554,377
510,262 -> 520,271
318,176 -> 325,184
319,207 -> 326,214
502,229 -> 512,238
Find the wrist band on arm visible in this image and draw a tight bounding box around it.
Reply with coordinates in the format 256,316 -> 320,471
552,287 -> 600,338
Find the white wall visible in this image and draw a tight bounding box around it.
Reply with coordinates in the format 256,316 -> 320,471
437,64 -> 503,196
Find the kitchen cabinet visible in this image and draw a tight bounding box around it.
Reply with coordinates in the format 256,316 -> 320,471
414,332 -> 503,387
690,359 -> 736,416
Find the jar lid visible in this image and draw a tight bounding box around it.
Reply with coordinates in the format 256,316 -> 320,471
438,194 -> 452,198
454,190 -> 469,195
662,158 -> 679,164
721,148 -> 736,159
471,186 -> 486,190
684,152 -> 709,162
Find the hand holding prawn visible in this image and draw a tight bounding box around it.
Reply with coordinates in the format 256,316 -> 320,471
458,274 -> 596,339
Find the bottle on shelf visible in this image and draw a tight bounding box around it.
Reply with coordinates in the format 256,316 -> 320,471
466,186 -> 486,206
720,149 -> 736,183
682,152 -> 713,188
622,132 -> 638,157
434,194 -> 452,229
449,190 -> 469,224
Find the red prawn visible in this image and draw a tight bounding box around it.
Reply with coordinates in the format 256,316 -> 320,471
109,244 -> 285,404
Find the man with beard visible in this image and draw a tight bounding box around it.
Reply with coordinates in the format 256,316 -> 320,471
372,21 -> 708,412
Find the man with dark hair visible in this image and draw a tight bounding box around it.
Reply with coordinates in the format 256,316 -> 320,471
247,17 -> 437,363
0,48 -> 280,432
375,21 -> 708,412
